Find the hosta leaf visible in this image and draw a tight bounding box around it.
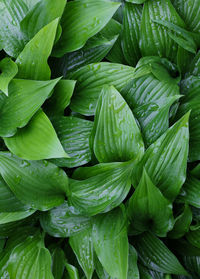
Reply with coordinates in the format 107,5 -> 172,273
0,78 -> 60,137
69,228 -> 94,279
186,230 -> 200,249
45,80 -> 76,115
7,232 -> 54,279
126,0 -> 146,3
68,161 -> 134,216
65,263 -> 80,279
137,112 -> 190,201
127,168 -> 174,237
134,232 -> 187,275
121,2 -> 142,66
22,0 -> 40,9
178,174 -> 200,208
51,247 -> 66,279
187,51 -> 200,76
181,255 -> 200,278
16,19 -> 59,80
92,85 -> 144,163
128,245 -> 139,279
0,58 -> 18,95
50,116 -> 93,168
176,76 -> 200,161
69,62 -> 135,115
53,0 -> 121,56
4,109 -> 68,160
0,0 -> 28,57
40,201 -> 91,237
177,46 -> 195,76
92,207 -> 128,279
140,0 -> 186,62
0,152 -> 68,211
168,204 -> 192,239
20,0 -> 66,40
61,35 -> 118,76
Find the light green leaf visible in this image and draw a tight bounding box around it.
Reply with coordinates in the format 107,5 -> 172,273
40,201 -> 91,238
69,228 -> 94,279
168,204 -> 192,239
0,58 -> 18,95
53,0 -> 121,56
0,0 -> 28,57
22,0 -> 40,9
0,77 -> 60,137
68,161 -> 134,216
45,80 -> 76,115
16,19 -> 59,80
93,207 -> 128,279
0,152 -> 68,211
50,116 -> 93,168
126,0 -> 146,3
65,263 -> 80,279
134,232 -> 188,275
4,109 -> 68,160
7,232 -> 54,279
137,112 -> 190,201
92,85 -> 144,163
140,0 -> 186,62
20,0 -> 66,40
69,62 -> 135,115
128,168 -> 174,237
51,247 -> 66,279
121,2 -> 142,66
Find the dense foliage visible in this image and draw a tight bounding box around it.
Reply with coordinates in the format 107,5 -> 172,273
0,0 -> 200,278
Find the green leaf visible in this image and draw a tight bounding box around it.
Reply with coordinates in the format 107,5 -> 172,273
168,204 -> 192,239
40,201 -> 91,238
68,161 -> 134,216
69,62 -> 135,115
53,0 -> 121,56
16,19 -> 59,80
176,76 -> 200,161
22,0 -> 40,9
51,247 -> 66,279
4,109 -> 68,160
140,0 -> 186,62
134,232 -> 188,275
65,263 -> 80,279
0,0 -> 28,57
92,85 -> 144,163
0,152 -> 68,211
137,112 -> 190,201
7,232 -> 54,279
186,230 -> 200,249
50,116 -> 93,168
128,245 -> 139,279
45,80 -> 76,115
20,0 -> 66,40
187,51 -> 200,76
92,207 -> 129,279
127,168 -> 174,237
0,77 -> 60,137
69,228 -> 94,279
0,58 -> 18,95
0,210 -> 35,225
121,2 -> 142,66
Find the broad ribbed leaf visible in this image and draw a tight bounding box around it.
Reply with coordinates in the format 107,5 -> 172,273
140,0 -> 186,62
0,152 -> 68,211
121,3 -> 142,66
61,35 -> 118,76
16,19 -> 59,80
20,0 -> 66,40
51,247 -> 66,279
128,245 -> 139,279
128,169 -> 173,237
92,85 -> 144,163
68,161 -> 134,216
0,0 -> 28,57
134,232 -> 187,275
0,78 -> 60,137
40,201 -> 91,237
0,58 -> 18,95
50,116 -> 93,168
4,109 -> 68,160
181,255 -> 200,278
176,76 -> 200,161
188,51 -> 200,76
7,232 -> 54,279
137,112 -> 189,201
22,0 -> 40,8
45,80 -> 76,115
69,62 -> 135,115
92,207 -> 128,279
186,230 -> 200,249
69,228 -> 94,279
53,0 -> 121,56
168,204 -> 192,239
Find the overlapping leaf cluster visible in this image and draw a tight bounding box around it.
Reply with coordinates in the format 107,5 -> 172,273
0,0 -> 200,278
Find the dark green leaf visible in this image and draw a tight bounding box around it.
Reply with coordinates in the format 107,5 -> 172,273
51,247 -> 66,279
128,245 -> 139,279
179,175 -> 200,208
